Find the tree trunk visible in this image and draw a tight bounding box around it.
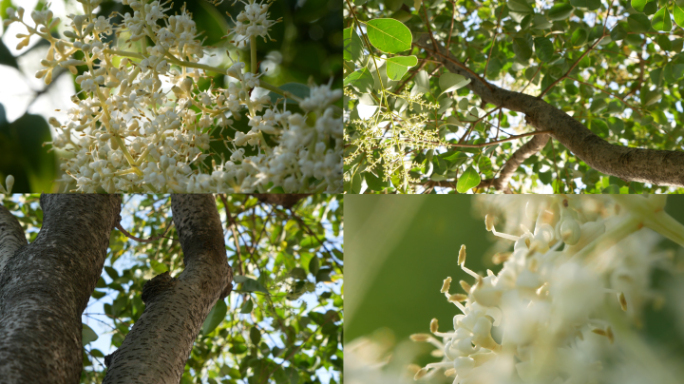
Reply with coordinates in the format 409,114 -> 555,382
102,194 -> 233,384
0,194 -> 122,384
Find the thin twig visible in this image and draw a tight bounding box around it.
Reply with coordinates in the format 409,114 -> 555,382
219,194 -> 243,276
417,43 -> 494,91
115,221 -> 174,243
538,33 -> 608,97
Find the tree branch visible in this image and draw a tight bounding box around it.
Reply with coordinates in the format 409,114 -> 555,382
103,195 -> 233,384
416,35 -> 684,189
0,204 -> 26,275
0,194 -> 121,383
478,133 -> 550,192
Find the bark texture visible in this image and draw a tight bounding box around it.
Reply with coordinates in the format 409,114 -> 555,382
479,134 -> 550,192
0,194 -> 122,384
103,194 -> 233,384
0,204 -> 27,275
416,35 -> 684,189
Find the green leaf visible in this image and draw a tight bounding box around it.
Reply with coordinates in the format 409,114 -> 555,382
548,3 -> 574,20
343,27 -> 363,62
201,299 -> 227,335
571,28 -> 588,46
0,40 -> 18,69
512,37 -> 533,61
627,13 -> 651,33
308,256 -> 320,276
456,166 -> 481,193
104,266 -> 119,280
91,290 -> 106,299
656,35 -> 672,51
534,37 -> 554,62
365,18 -> 412,53
385,55 -> 418,80
478,156 -> 494,178
268,83 -> 311,105
344,68 -> 374,93
675,5 -> 684,28
439,73 -> 471,93
610,23 -> 628,41
631,0 -> 648,12
508,0 -> 534,14
590,119 -> 609,135
237,276 -> 269,293
290,267 -> 307,280
249,327 -> 261,345
240,297 -> 254,314
569,0 -> 601,10
653,7 -> 672,31
590,99 -> 607,113
82,324 -> 98,346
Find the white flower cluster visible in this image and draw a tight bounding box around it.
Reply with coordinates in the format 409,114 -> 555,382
227,0 -> 280,43
411,195 -> 684,384
5,0 -> 342,193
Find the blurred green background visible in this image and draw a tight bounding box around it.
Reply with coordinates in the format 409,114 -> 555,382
346,195 -> 684,372
0,0 -> 342,193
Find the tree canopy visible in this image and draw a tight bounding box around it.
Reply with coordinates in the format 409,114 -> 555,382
0,193 -> 343,384
344,0 -> 684,194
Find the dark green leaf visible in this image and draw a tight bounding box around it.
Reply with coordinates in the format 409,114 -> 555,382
569,0 -> 601,10
507,0 -> 534,14
343,27 -> 363,62
534,37 -> 554,62
627,13 -> 651,33
268,83 -> 311,105
308,256 -> 320,276
512,37 -> 533,61
249,327 -> 261,345
0,40 -> 18,69
82,324 -> 98,345
290,267 -> 307,280
548,3 -> 574,20
201,299 -> 227,335
240,297 -> 254,314
104,266 -> 119,280
571,28 -> 588,46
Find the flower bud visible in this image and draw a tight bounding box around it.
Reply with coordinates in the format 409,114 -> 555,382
5,175 -> 14,194
63,30 -> 77,39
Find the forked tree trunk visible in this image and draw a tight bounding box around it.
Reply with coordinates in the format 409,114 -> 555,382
102,194 -> 233,384
0,194 -> 233,384
0,194 -> 122,383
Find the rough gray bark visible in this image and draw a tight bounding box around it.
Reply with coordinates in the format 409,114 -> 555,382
0,204 -> 27,275
0,194 -> 122,384
103,194 -> 233,384
416,35 -> 684,189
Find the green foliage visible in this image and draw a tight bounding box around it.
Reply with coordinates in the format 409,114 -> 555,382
344,0 -> 684,193
364,18 -> 413,53
1,194 -> 343,384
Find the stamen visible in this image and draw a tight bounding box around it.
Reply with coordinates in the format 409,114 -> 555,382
448,293 -> 468,302
618,292 -> 627,311
460,280 -> 472,293
430,318 -> 439,333
441,277 -> 452,293
458,245 -> 466,266
414,367 -> 429,380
